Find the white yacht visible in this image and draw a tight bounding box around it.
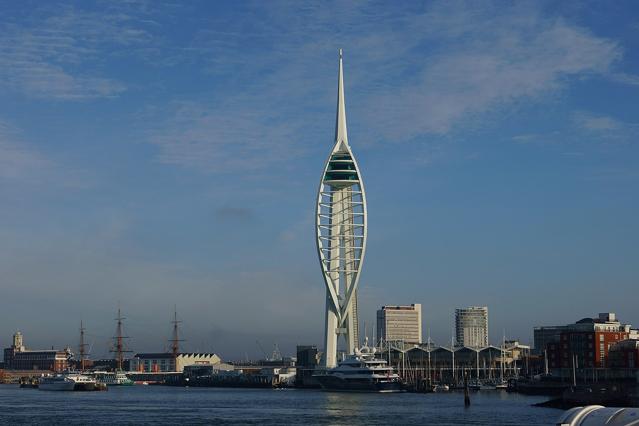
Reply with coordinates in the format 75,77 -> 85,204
38,373 -> 95,391
314,343 -> 402,392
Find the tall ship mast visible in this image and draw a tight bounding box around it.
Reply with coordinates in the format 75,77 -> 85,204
316,49 -> 368,368
111,307 -> 131,371
168,306 -> 184,360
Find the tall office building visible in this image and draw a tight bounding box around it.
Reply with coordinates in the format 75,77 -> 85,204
455,306 -> 488,348
316,50 -> 367,368
377,304 -> 422,345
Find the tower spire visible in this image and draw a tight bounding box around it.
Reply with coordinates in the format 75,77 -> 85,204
317,49 -> 367,367
335,48 -> 348,148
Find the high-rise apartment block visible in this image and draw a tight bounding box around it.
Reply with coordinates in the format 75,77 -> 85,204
455,306 -> 488,348
377,304 -> 422,345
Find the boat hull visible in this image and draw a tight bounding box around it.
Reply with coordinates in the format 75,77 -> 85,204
315,375 -> 402,393
38,382 -> 76,391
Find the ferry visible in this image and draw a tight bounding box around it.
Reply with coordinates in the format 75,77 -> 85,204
38,373 -> 96,391
93,371 -> 134,386
314,342 -> 402,393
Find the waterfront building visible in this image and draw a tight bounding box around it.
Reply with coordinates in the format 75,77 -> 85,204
295,345 -> 321,388
316,49 -> 367,368
376,304 -> 422,345
544,313 -> 632,369
2,332 -> 70,372
129,352 -> 221,373
383,343 -> 521,383
505,340 -> 531,363
296,345 -> 320,368
533,325 -> 568,355
455,307 -> 488,348
608,339 -> 639,368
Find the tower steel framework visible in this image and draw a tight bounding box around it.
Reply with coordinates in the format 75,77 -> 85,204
316,50 -> 367,368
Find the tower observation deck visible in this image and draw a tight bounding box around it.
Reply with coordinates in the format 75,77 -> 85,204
315,50 -> 367,368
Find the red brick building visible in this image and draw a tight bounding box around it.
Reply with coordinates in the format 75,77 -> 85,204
546,313 -> 632,369
3,332 -> 70,372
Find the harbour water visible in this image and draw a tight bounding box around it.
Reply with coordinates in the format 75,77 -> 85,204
0,385 -> 562,425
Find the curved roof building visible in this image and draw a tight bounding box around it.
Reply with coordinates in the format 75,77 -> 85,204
315,50 -> 367,368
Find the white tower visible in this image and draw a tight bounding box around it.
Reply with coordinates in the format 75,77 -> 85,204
316,50 -> 368,368
13,331 -> 24,351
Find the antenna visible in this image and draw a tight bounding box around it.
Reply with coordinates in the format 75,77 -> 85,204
111,305 -> 132,371
79,320 -> 88,371
169,305 -> 184,359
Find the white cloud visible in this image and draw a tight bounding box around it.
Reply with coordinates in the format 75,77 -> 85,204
149,101 -> 306,173
362,13 -> 620,140
571,111 -> 638,143
146,1 -> 626,173
573,111 -> 622,131
0,5 -> 155,99
611,72 -> 639,86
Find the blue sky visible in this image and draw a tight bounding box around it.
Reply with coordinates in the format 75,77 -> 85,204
0,0 -> 638,360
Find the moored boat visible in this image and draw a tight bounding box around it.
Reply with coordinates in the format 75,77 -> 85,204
495,380 -> 508,390
314,342 -> 402,393
19,377 -> 39,389
432,384 -> 450,392
93,370 -> 134,386
38,373 -> 96,391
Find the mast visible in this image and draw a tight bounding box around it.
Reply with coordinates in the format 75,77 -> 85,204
451,333 -> 455,384
169,305 -> 184,360
79,320 -> 88,371
111,306 -> 131,371
544,349 -> 549,375
427,330 -> 432,385
501,331 -> 505,381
